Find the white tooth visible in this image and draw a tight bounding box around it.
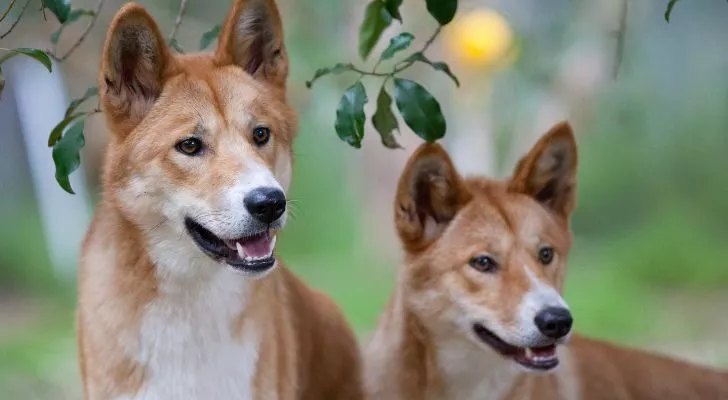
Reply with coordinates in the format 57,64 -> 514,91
236,242 -> 245,259
525,348 -> 533,358
268,236 -> 277,256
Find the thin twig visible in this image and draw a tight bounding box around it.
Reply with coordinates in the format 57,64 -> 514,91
168,0 -> 189,51
421,26 -> 442,52
355,26 -> 442,78
54,0 -> 107,62
0,0 -> 30,39
0,0 -> 17,23
613,0 -> 628,79
307,27 -> 443,88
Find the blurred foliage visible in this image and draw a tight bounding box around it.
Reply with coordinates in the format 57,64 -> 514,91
572,86 -> 728,291
0,207 -> 56,295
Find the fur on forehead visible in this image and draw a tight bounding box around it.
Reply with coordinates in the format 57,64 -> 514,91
432,178 -> 572,248
460,180 -> 572,245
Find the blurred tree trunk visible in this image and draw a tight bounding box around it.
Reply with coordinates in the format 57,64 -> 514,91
3,56 -> 91,280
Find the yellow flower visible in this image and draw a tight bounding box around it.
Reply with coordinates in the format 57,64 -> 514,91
445,9 -> 515,69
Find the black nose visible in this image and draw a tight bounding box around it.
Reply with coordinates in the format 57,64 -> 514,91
244,187 -> 286,224
534,307 -> 573,339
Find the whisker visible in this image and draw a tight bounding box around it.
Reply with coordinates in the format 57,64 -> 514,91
287,209 -> 298,223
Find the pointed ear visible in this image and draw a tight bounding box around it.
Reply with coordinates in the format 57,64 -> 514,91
395,144 -> 471,253
509,121 -> 578,219
216,0 -> 288,89
99,3 -> 172,134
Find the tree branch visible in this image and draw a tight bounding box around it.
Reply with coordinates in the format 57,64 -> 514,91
613,0 -> 628,78
0,0 -> 17,23
53,0 -> 107,62
168,0 -> 189,52
0,0 -> 31,39
356,26 -> 442,78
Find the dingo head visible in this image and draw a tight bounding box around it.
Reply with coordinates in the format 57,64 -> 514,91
99,0 -> 295,276
395,122 -> 577,372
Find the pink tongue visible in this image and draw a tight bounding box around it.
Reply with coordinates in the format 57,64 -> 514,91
240,235 -> 272,258
531,346 -> 556,357
225,234 -> 271,258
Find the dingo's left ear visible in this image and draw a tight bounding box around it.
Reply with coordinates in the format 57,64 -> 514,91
509,121 -> 578,219
100,3 -> 172,134
216,0 -> 288,89
395,144 -> 471,253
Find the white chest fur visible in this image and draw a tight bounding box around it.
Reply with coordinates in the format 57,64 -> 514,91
120,268 -> 259,400
433,337 -> 518,400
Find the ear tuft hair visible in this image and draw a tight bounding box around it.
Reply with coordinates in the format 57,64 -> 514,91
216,0 -> 288,89
395,144 -> 470,252
509,121 -> 578,219
99,3 -> 171,134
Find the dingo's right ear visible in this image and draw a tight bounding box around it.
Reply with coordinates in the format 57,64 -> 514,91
216,0 -> 288,90
395,144 -> 471,253
509,121 -> 578,220
100,3 -> 172,135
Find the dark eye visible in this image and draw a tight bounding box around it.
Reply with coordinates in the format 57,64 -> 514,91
252,127 -> 271,146
469,255 -> 498,273
176,137 -> 203,156
538,247 -> 555,265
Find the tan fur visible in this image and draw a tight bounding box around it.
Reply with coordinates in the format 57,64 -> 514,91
365,122 -> 728,399
78,2 -> 362,399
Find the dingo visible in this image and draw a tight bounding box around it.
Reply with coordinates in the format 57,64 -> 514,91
364,122 -> 728,399
77,1 -> 362,399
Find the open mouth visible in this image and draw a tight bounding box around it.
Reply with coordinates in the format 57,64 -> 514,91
472,323 -> 559,371
184,218 -> 277,274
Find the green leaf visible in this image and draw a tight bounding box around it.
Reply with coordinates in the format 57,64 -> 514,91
335,81 -> 368,148
66,86 -> 98,117
393,78 -> 445,142
359,1 -> 393,60
43,0 -> 72,23
306,62 -> 353,88
405,52 -> 460,87
0,48 -> 52,72
199,25 -> 221,50
379,32 -> 414,62
425,0 -> 458,25
48,112 -> 85,147
371,86 -> 401,149
384,0 -> 403,22
665,0 -> 681,22
52,119 -> 86,194
50,9 -> 95,44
